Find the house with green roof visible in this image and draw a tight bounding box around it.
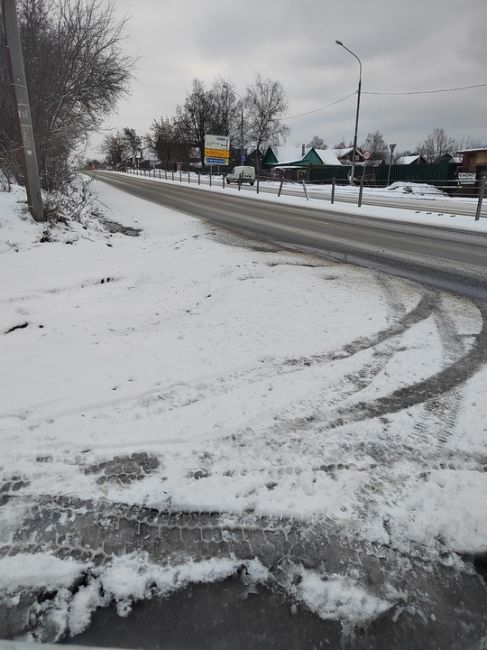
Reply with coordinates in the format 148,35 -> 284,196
262,146 -> 342,168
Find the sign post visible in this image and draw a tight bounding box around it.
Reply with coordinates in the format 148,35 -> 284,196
204,135 -> 230,167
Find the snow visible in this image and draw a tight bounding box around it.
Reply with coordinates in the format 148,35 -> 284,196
396,155 -> 423,165
330,147 -> 354,158
1,179 -> 486,631
312,148 -> 342,165
267,146 -> 307,164
386,181 -> 446,196
68,553 -> 248,630
293,569 -> 392,624
0,553 -> 86,592
0,185 -> 44,253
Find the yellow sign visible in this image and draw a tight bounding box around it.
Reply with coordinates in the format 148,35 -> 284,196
204,148 -> 230,159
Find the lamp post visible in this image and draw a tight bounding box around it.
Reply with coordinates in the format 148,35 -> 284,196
336,40 -> 362,185
225,85 -> 245,165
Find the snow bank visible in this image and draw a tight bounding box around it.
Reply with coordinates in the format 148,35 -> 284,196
38,553 -> 269,639
0,553 -> 86,592
387,181 -> 446,196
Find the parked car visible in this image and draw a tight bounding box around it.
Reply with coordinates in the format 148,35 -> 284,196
226,165 -> 256,185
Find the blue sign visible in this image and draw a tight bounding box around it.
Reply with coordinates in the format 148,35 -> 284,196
205,157 -> 227,165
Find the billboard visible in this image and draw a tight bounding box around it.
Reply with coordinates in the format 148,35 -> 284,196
204,134 -> 230,166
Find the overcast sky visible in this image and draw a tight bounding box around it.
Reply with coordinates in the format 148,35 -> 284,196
88,0 -> 487,157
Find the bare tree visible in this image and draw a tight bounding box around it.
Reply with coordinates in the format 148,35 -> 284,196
210,79 -> 240,146
0,0 -> 132,190
122,127 -> 142,163
456,136 -> 485,151
174,79 -> 216,163
362,130 -> 388,161
147,117 -> 189,168
307,135 -> 326,149
100,130 -> 126,167
419,128 -> 457,162
174,78 -> 241,164
244,74 -> 289,168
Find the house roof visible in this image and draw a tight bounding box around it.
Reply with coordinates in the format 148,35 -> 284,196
264,146 -> 342,167
330,147 -> 354,158
313,149 -> 342,166
396,155 -> 422,165
457,147 -> 487,154
269,147 -> 309,165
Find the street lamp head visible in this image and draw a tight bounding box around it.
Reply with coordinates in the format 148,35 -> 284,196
335,40 -> 343,46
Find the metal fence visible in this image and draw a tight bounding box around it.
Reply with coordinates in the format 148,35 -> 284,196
119,166 -> 486,220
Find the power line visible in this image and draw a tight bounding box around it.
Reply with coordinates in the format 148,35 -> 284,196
283,80 -> 487,122
363,82 -> 487,95
285,91 -> 356,120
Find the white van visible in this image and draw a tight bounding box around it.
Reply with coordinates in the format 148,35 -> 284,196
226,165 -> 256,185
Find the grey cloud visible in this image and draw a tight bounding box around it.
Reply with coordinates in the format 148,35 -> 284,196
87,0 -> 487,157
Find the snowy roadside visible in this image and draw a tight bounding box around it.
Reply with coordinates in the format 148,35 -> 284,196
1,180 -> 486,639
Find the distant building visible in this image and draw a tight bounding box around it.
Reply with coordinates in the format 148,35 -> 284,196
262,146 -> 341,168
396,154 -> 427,165
329,147 -> 364,164
457,148 -> 487,179
437,153 -> 462,164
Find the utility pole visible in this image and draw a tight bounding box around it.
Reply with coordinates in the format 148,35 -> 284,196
2,0 -> 44,221
336,40 -> 362,185
387,143 -> 396,187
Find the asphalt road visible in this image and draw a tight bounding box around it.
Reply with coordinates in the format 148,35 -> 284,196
124,169 -> 487,218
93,171 -> 487,300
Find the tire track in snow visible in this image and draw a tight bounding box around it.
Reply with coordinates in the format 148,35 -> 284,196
327,301 -> 487,428
2,287 -> 436,427
1,495 -> 486,645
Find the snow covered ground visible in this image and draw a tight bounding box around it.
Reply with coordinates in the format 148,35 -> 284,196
1,179 -> 486,639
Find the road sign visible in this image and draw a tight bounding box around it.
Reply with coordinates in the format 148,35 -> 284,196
205,148 -> 230,159
205,157 -> 228,165
458,172 -> 476,185
363,150 -> 371,160
204,134 -> 230,166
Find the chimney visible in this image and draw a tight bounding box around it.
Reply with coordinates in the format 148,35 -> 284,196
302,144 -> 305,156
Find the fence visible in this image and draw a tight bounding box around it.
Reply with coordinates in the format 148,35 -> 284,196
118,166 -> 486,219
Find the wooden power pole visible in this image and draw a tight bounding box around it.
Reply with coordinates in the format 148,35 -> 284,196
2,0 -> 44,221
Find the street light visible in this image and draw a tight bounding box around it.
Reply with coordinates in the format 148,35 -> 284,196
336,40 -> 362,185
224,85 -> 245,165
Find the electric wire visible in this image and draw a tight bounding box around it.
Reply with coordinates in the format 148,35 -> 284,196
363,82 -> 487,95
284,91 -> 356,120
284,81 -> 487,122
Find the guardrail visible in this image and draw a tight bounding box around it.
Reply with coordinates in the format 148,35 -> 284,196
117,167 -> 486,220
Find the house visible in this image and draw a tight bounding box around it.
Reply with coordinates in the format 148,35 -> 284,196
456,148 -> 487,194
329,147 -> 364,164
457,148 -> 487,178
313,149 -> 343,166
437,153 -> 462,164
396,154 -> 427,165
262,146 -> 341,168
